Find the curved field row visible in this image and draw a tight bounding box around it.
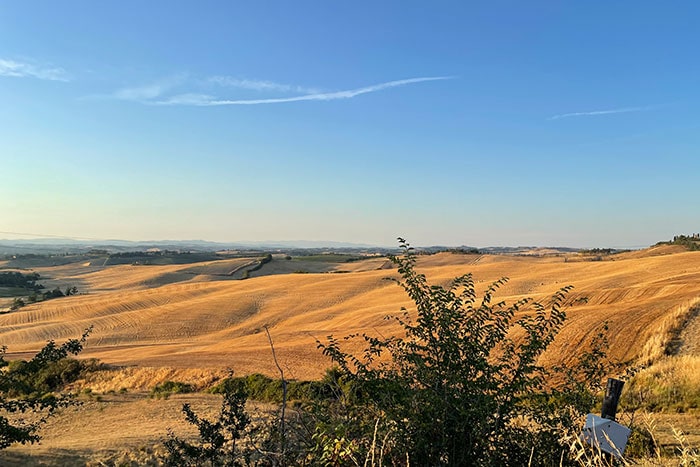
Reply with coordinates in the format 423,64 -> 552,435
1,251 -> 699,380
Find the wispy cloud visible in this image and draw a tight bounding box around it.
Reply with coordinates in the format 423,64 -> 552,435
549,106 -> 652,120
114,83 -> 169,101
0,58 -> 69,81
109,74 -> 187,102
156,76 -> 453,106
157,93 -> 215,105
208,76 -> 320,94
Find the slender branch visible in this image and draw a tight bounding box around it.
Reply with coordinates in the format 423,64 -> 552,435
264,325 -> 287,462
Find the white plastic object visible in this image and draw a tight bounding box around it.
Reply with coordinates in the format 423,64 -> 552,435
581,413 -> 631,458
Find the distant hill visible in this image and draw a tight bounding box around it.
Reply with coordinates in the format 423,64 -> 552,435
1,237 -> 653,257
0,238 -> 381,256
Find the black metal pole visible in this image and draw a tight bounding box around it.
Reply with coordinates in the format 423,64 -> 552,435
601,378 -> 625,421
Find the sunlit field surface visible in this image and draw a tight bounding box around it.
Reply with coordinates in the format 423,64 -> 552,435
2,246 -> 699,464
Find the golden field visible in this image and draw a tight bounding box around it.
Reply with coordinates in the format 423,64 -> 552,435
1,246 -> 699,380
2,246 -> 700,464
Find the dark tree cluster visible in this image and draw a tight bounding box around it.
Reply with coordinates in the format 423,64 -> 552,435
657,234 -> 700,251
0,272 -> 43,291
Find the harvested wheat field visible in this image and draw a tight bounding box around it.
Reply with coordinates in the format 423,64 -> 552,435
2,247 -> 700,379
2,247 -> 700,464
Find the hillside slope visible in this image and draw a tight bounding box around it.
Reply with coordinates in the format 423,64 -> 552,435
2,251 -> 700,379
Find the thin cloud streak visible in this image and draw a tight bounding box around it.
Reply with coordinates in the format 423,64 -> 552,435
208,76 -> 320,94
157,76 -> 453,106
160,93 -> 215,105
114,83 -> 169,101
549,106 -> 652,120
110,74 -> 188,101
0,58 -> 69,81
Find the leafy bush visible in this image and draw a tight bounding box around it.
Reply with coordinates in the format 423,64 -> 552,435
209,373 -> 328,404
162,376 -> 255,466
0,328 -> 91,449
150,380 -> 194,399
314,238 -> 606,466
0,272 -> 43,291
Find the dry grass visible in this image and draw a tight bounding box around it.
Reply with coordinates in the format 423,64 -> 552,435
565,413 -> 700,466
638,299 -> 700,365
625,355 -> 700,413
0,393 -> 271,466
69,366 -> 232,393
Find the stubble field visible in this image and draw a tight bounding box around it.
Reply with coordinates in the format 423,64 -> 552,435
1,245 -> 699,464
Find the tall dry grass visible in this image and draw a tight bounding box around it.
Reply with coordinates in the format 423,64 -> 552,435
69,366 -> 231,393
564,415 -> 699,466
637,298 -> 700,365
624,355 -> 700,413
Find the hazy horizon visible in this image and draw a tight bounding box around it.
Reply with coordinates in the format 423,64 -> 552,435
0,232 -> 652,251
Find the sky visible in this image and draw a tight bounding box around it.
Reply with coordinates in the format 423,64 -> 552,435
1,1 -> 699,248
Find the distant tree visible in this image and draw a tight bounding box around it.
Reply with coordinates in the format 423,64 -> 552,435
9,298 -> 25,311
43,288 -> 64,300
658,234 -> 700,251
0,272 -> 43,291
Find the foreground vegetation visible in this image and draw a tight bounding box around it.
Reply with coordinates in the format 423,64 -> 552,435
0,328 -> 92,448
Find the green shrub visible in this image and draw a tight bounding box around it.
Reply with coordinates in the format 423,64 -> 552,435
150,381 -> 194,399
162,377 -> 253,466
0,328 -> 91,449
2,338 -> 97,399
209,374 -> 326,404
208,377 -> 247,395
314,238 -> 607,466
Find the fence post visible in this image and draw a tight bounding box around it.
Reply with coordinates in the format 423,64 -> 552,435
601,378 -> 625,421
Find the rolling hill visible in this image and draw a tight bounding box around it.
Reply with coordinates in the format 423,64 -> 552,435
1,248 -> 699,380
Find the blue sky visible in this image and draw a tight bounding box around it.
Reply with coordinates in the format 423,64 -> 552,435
1,1 -> 699,248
